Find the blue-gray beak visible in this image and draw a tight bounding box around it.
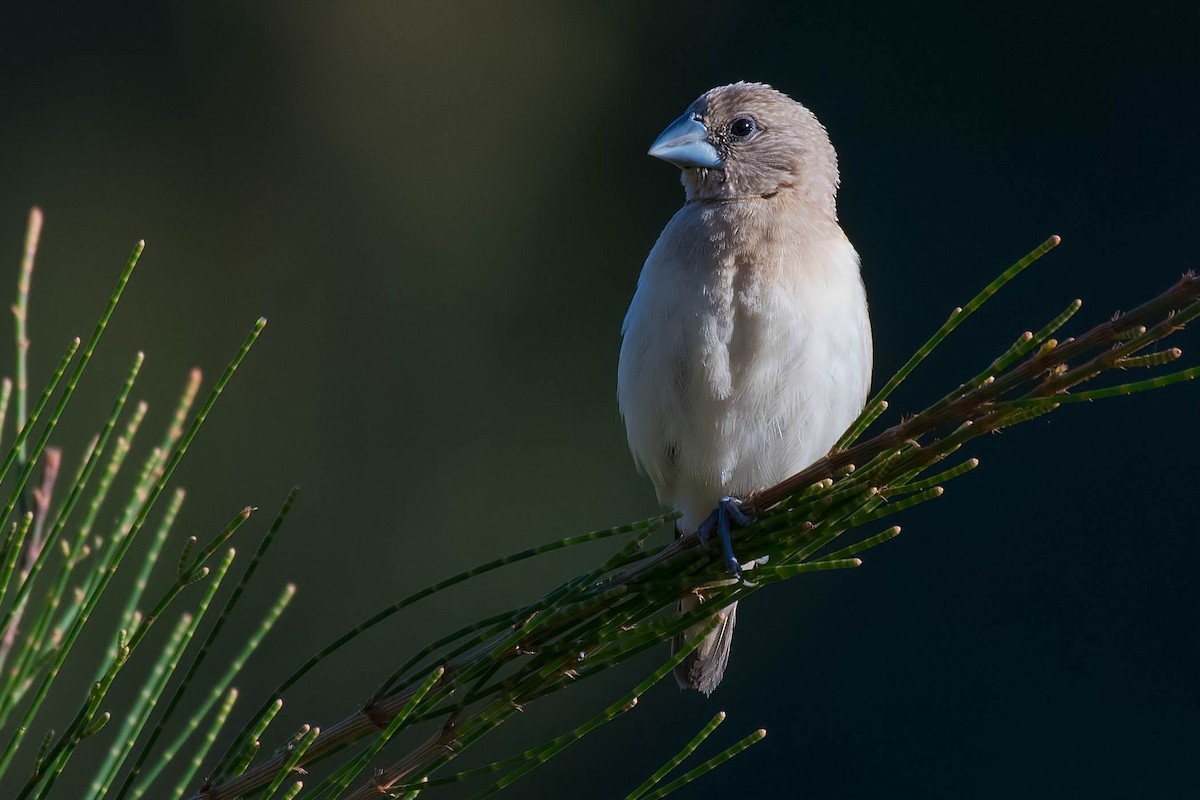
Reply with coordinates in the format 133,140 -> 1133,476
648,113 -> 722,169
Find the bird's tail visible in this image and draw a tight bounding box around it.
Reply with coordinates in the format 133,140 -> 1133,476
672,595 -> 737,696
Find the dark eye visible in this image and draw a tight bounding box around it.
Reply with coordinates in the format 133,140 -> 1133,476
729,117 -> 757,139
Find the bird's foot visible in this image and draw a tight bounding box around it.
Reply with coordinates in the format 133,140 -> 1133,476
697,496 -> 753,578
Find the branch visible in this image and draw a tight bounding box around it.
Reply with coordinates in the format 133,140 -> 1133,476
192,256 -> 1200,800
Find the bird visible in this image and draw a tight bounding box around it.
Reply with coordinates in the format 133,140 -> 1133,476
616,82 -> 873,695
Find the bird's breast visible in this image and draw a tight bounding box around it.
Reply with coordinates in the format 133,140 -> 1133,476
618,201 -> 872,530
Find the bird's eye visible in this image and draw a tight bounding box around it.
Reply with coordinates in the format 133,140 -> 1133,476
729,117 -> 757,139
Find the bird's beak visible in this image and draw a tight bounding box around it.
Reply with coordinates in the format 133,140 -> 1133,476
648,113 -> 722,169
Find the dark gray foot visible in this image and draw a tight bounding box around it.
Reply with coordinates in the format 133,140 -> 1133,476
697,496 -> 751,577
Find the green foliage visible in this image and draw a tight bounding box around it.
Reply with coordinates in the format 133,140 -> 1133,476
0,212 -> 1195,799
0,210 -> 289,799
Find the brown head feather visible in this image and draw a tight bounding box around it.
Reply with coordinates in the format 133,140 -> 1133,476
680,82 -> 840,214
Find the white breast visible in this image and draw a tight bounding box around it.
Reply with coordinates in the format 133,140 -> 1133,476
617,200 -> 872,531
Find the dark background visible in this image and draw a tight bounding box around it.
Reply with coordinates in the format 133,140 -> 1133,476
1,2 -> 1197,798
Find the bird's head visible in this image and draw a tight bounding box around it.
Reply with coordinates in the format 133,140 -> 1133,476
648,82 -> 839,212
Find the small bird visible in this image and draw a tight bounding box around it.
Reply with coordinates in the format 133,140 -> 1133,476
617,83 -> 873,695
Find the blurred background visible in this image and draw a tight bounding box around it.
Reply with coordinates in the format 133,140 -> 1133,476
1,2 -> 1198,797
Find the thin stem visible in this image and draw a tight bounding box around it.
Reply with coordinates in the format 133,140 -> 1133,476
839,235 -> 1061,447
117,489 -> 299,799
13,206 -> 43,468
637,728 -> 767,799
625,711 -> 726,800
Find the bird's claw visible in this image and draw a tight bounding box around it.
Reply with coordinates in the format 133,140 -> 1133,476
697,496 -> 753,578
